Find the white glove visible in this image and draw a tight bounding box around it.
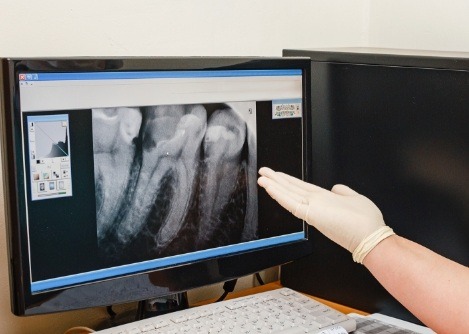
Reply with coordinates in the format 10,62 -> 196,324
257,167 -> 395,263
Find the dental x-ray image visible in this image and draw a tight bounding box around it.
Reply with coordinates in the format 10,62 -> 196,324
92,103 -> 257,262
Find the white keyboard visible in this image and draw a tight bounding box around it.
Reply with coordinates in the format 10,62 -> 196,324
96,287 -> 357,333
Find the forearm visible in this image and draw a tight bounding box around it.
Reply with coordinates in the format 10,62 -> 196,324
363,235 -> 469,333
256,168 -> 469,331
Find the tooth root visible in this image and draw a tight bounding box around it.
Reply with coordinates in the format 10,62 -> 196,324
93,107 -> 142,240
241,128 -> 258,242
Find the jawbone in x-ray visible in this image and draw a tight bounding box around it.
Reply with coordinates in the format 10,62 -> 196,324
92,103 -> 257,260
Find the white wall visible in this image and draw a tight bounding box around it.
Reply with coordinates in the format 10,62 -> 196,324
368,0 -> 469,52
0,0 -> 368,57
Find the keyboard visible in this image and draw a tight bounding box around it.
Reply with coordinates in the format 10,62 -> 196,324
96,287 -> 357,333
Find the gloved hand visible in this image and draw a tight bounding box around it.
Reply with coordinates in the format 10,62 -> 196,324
257,167 -> 395,263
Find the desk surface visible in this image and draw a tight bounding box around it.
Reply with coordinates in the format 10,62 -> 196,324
193,281 -> 368,316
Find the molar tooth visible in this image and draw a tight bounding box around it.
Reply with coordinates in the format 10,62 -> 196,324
93,107 -> 142,241
154,105 -> 207,248
196,107 -> 248,248
116,104 -> 207,247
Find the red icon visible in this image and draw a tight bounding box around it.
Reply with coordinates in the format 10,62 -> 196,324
19,74 -> 26,80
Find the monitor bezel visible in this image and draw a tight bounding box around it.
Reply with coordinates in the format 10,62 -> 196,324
1,57 -> 313,316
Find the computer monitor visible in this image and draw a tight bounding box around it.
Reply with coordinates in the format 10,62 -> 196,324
0,57 -> 313,316
281,48 -> 469,324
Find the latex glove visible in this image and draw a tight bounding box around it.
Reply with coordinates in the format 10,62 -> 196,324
257,167 -> 394,263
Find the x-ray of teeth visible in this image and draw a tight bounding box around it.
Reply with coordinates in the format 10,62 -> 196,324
93,107 -> 142,239
117,105 -> 207,247
93,103 -> 257,260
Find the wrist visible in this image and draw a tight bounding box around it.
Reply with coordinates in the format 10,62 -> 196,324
352,226 -> 395,264
362,233 -> 400,268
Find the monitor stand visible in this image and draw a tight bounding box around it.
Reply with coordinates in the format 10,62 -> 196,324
97,292 -> 189,330
136,292 -> 189,319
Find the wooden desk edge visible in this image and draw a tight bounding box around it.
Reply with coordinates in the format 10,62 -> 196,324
192,281 -> 368,316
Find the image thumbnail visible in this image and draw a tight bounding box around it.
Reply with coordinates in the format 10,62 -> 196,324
93,102 -> 258,261
34,120 -> 69,158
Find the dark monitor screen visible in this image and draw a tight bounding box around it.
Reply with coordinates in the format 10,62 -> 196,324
281,48 -> 469,324
0,57 -> 312,315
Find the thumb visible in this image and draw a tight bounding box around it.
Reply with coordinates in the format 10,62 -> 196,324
331,184 -> 359,196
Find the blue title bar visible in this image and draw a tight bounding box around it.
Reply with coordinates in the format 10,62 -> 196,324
20,69 -> 302,82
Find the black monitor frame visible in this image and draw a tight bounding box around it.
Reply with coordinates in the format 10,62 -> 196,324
281,47 -> 469,324
1,57 -> 313,316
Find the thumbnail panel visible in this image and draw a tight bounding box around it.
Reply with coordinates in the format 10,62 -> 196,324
27,115 -> 72,201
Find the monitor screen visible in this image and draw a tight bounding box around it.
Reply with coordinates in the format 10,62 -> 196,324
0,57 -> 312,315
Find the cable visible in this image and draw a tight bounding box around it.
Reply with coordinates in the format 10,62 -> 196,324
216,279 -> 237,302
135,300 -> 146,321
255,272 -> 265,286
106,305 -> 117,320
